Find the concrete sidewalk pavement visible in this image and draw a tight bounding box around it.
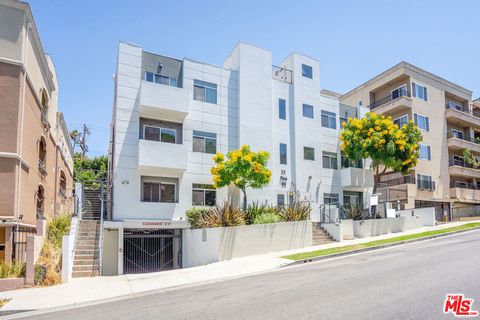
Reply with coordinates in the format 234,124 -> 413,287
0,220 -> 478,315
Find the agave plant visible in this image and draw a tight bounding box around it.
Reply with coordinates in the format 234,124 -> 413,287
343,202 -> 367,220
186,202 -> 245,228
278,201 -> 311,221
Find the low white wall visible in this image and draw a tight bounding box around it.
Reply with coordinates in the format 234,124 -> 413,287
353,217 -> 422,238
397,207 -> 436,226
321,223 -> 343,242
62,217 -> 79,283
183,221 -> 312,268
341,219 -> 353,239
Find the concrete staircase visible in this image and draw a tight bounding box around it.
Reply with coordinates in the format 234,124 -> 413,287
312,223 -> 336,245
82,189 -> 104,220
72,220 -> 100,278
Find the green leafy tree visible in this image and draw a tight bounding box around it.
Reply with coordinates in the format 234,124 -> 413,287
463,149 -> 480,168
73,153 -> 108,184
340,112 -> 422,194
210,145 -> 272,211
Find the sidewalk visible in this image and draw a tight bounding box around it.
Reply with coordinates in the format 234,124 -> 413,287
0,220 -> 478,314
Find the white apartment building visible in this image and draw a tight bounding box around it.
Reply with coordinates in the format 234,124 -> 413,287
106,42 -> 372,275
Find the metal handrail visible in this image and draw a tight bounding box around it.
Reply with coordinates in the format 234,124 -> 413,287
272,65 -> 293,84
368,89 -> 410,110
38,159 -> 47,176
449,159 -> 480,169
450,181 -> 480,190
319,204 -> 340,226
447,132 -> 480,144
379,174 -> 416,187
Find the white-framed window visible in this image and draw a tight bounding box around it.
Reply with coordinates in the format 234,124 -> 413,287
321,110 -> 337,129
417,174 -> 434,190
323,193 -> 339,205
277,194 -> 285,206
322,151 -> 338,169
145,71 -> 177,87
280,143 -> 287,165
193,131 -> 217,154
451,129 -> 464,139
192,184 -> 216,206
193,80 -> 217,104
279,99 -> 286,120
412,83 -> 427,101
301,64 -> 313,79
414,113 -> 429,131
391,84 -> 407,100
393,115 -> 409,128
303,147 -> 315,161
143,125 -> 177,144
142,181 -> 176,203
303,104 -> 314,119
419,144 -> 431,160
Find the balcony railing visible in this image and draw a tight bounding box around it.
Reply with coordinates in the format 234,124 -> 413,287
272,65 -> 292,84
379,174 -> 415,187
368,89 -> 410,110
449,159 -> 479,169
447,132 -> 480,144
446,103 -> 480,120
38,159 -> 47,176
450,181 -> 480,190
417,179 -> 435,191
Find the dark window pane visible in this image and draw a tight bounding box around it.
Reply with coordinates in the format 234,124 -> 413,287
192,190 -> 204,205
161,184 -> 175,203
151,183 -> 160,202
205,138 -> 217,154
302,64 -> 313,79
144,126 -> 160,141
205,88 -> 217,104
205,190 -> 216,206
304,147 -> 315,160
193,137 -> 205,152
277,194 -> 285,206
170,78 -> 177,87
280,143 -> 287,164
161,129 -> 176,144
279,99 -> 286,120
322,156 -> 330,168
303,104 -> 314,118
143,183 -> 152,202
145,72 -> 154,82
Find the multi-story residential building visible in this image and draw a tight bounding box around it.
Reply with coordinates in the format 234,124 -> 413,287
0,0 -> 74,262
107,41 -> 372,275
341,61 -> 480,220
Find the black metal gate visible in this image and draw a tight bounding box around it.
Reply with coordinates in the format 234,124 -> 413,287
123,229 -> 181,274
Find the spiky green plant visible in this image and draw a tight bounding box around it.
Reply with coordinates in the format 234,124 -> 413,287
278,201 -> 311,221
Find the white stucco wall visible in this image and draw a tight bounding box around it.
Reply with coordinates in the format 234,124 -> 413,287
397,207 -> 436,226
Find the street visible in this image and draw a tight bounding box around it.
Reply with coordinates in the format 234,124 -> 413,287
19,230 -> 480,320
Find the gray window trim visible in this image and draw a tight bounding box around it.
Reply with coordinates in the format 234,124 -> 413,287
192,184 -> 216,206
193,130 -> 217,154
142,180 -> 177,203
302,104 -> 314,119
193,79 -> 217,104
303,146 -> 315,161
143,125 -> 177,143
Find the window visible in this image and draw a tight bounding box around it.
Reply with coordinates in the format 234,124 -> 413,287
143,182 -> 176,203
417,174 -> 434,190
193,131 -> 217,154
278,99 -> 286,120
192,184 -> 216,206
322,151 -> 338,169
301,64 -> 313,79
341,152 -> 363,169
447,101 -> 463,111
193,80 -> 217,104
412,83 -> 427,101
414,113 -> 429,131
419,144 -> 431,160
303,147 -> 315,161
393,115 -> 409,128
453,155 -> 464,166
321,110 -> 337,129
391,84 -> 407,100
451,130 -> 464,139
144,125 -> 177,144
324,193 -> 339,206
303,104 -> 314,119
145,71 -> 177,87
277,194 -> 285,206
280,143 -> 287,165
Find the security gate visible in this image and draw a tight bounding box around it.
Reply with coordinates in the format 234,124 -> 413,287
123,229 -> 182,274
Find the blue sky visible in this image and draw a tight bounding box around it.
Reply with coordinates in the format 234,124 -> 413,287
29,0 -> 480,157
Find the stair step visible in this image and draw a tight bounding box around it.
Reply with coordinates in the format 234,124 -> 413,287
74,259 -> 99,265
72,270 -> 100,278
73,265 -> 100,272
75,249 -> 99,255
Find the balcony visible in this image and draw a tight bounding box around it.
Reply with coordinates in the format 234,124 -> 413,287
448,160 -> 480,179
447,132 -> 480,153
139,80 -> 189,122
379,174 -> 416,187
367,89 -> 412,114
450,182 -> 480,203
272,65 -> 292,84
340,167 -> 374,191
445,103 -> 480,128
38,159 -> 47,176
138,139 -> 188,175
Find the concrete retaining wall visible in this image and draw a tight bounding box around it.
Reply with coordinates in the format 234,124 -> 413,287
0,278 -> 25,292
341,219 -> 354,239
25,235 -> 44,285
321,223 -> 343,242
397,207 -> 436,226
353,217 -> 422,238
183,221 -> 312,268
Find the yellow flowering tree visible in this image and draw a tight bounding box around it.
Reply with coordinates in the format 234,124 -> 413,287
211,145 -> 272,210
340,112 -> 422,194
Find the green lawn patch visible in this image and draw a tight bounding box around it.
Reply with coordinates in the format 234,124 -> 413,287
283,222 -> 480,261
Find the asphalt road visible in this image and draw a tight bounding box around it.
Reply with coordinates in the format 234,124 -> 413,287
19,230 -> 480,320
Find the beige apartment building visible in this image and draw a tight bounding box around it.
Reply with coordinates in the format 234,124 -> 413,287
341,61 -> 480,220
0,0 -> 74,262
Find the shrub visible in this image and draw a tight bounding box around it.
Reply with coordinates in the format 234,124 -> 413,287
34,264 -> 47,285
46,214 -> 71,250
278,201 -> 311,221
0,261 -> 25,278
343,202 -> 367,220
186,207 -> 212,229
254,212 -> 282,224
246,202 -> 279,225
188,202 -> 245,228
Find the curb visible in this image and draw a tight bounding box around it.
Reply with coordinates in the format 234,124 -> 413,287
287,226 -> 480,266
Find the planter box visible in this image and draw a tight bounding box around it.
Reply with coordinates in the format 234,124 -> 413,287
0,277 -> 25,292
353,217 -> 422,238
341,219 -> 354,239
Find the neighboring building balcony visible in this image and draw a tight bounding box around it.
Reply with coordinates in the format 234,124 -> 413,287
38,159 -> 47,176
138,139 -> 188,174
139,80 -> 189,122
445,103 -> 480,128
340,167 -> 374,191
379,174 -> 416,187
450,182 -> 480,203
447,132 -> 480,153
367,89 -> 412,114
448,160 -> 480,179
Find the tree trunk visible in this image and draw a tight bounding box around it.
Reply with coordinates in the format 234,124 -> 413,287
241,187 -> 247,212
373,165 -> 379,195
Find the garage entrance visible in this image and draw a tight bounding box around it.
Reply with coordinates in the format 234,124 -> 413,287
123,229 -> 182,274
